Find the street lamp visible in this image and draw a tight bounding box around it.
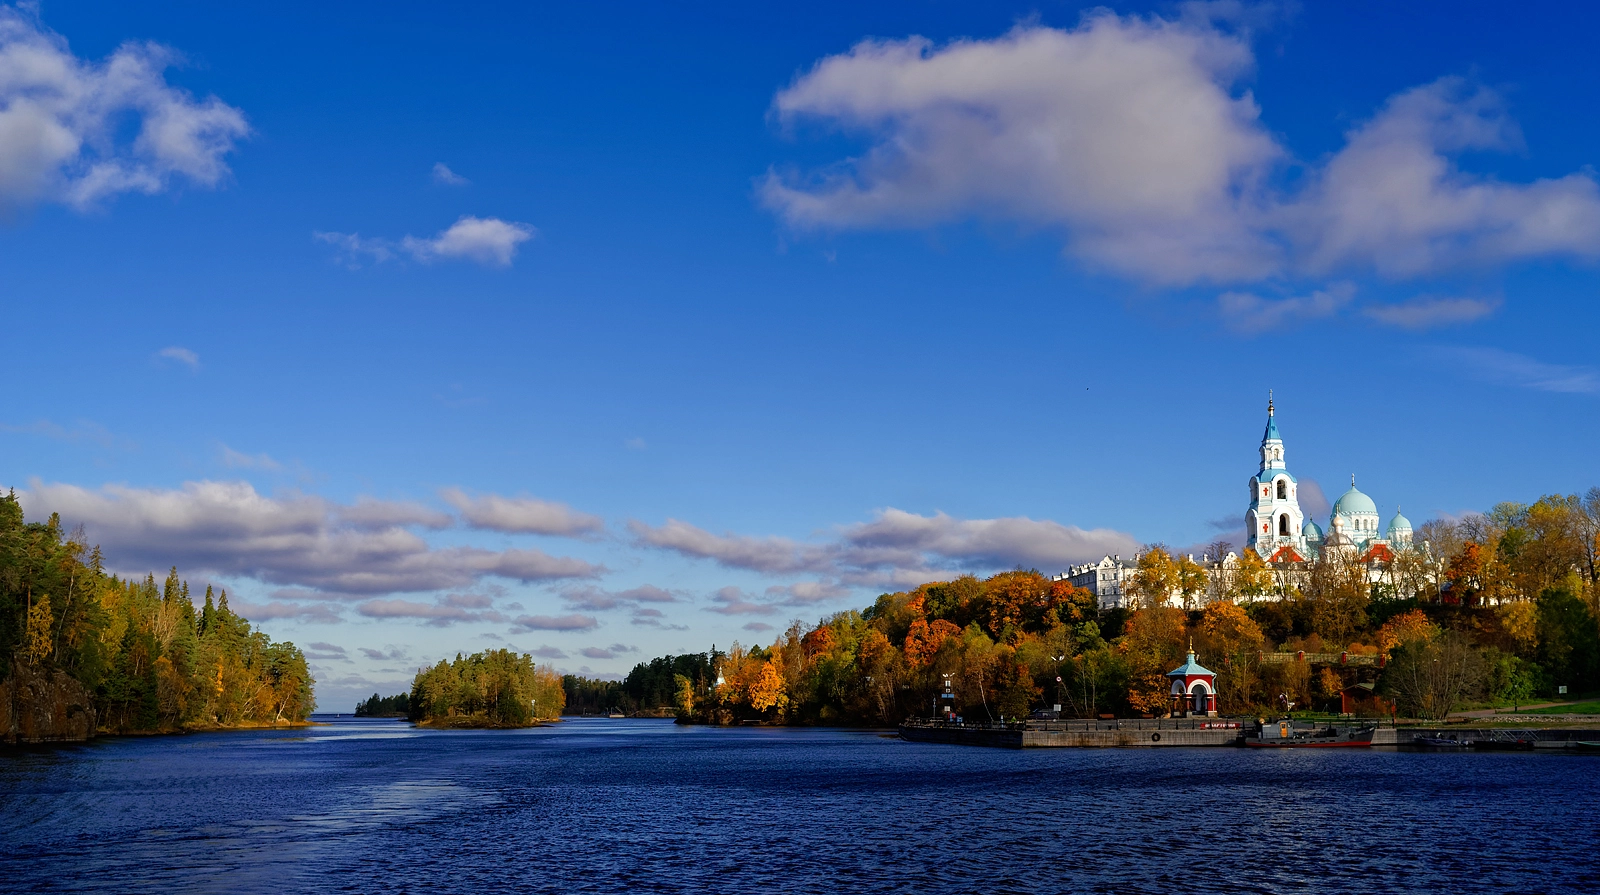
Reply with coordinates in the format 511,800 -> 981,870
1051,655 -> 1066,716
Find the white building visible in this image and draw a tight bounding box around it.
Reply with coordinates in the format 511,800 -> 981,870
1053,397 -> 1432,609
1245,397 -> 1412,562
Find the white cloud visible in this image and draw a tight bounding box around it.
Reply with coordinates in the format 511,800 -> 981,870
763,15 -> 1600,292
1294,79 -> 1600,276
1217,283 -> 1354,334
337,497 -> 453,531
219,444 -> 279,470
1363,295 -> 1498,330
156,346 -> 200,369
1429,346 -> 1600,395
17,478 -> 603,595
441,487 -> 604,536
316,215 -> 536,268
0,7 -> 248,212
402,216 -> 536,266
530,645 -> 568,659
742,622 -> 774,633
431,162 -> 469,186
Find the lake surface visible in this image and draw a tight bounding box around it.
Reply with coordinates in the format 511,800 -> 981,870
3,717 -> 1598,894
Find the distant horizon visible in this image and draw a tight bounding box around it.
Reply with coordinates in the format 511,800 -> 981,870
4,1 -> 1598,710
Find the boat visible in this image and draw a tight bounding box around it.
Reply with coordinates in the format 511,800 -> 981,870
1245,720 -> 1375,748
1412,735 -> 1473,750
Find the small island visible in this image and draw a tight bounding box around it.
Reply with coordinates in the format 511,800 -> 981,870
406,648 -> 564,728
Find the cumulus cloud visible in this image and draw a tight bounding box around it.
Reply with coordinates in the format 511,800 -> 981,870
510,613 -> 598,632
17,478 -> 602,596
0,8 -> 249,213
1217,283 -> 1354,334
403,216 -> 535,266
440,488 -> 604,536
315,216 -> 536,268
156,347 -> 200,369
1363,295 -> 1498,330
742,622 -> 774,633
1294,79 -> 1600,276
763,14 -> 1600,295
431,162 -> 469,186
763,14 -> 1278,284
337,497 -> 453,531
530,645 -> 568,659
1429,346 -> 1600,395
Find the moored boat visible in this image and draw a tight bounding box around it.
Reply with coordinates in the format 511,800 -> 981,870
1245,720 -> 1375,748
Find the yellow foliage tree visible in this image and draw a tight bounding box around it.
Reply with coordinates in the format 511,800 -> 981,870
748,661 -> 788,713
24,593 -> 55,665
1496,601 -> 1538,654
1126,548 -> 1179,609
1377,610 -> 1440,657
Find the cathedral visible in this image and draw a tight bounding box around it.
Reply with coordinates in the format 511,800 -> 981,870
1246,397 -> 1411,563
1054,396 -> 1428,609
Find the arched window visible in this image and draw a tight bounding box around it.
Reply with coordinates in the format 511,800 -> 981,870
1278,515 -> 1290,536
1276,480 -> 1288,500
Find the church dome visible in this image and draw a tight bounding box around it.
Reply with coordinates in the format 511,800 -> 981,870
1303,519 -> 1324,540
1387,510 -> 1413,537
1332,486 -> 1377,517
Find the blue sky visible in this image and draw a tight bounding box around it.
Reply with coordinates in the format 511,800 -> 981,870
3,1 -> 1597,708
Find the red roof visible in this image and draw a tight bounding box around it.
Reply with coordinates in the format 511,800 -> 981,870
1267,545 -> 1305,563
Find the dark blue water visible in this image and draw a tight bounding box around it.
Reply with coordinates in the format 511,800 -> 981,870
3,717 -> 1598,894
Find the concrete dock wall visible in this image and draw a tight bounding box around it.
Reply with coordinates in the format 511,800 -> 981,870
899,719 -> 1244,749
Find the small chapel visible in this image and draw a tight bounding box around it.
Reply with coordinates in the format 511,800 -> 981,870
1167,646 -> 1217,717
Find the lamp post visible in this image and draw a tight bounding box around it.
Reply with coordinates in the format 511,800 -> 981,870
1051,655 -> 1066,716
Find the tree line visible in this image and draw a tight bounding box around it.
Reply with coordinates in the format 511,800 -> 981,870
668,488 -> 1600,725
354,692 -> 410,716
562,652 -> 717,715
0,492 -> 315,732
